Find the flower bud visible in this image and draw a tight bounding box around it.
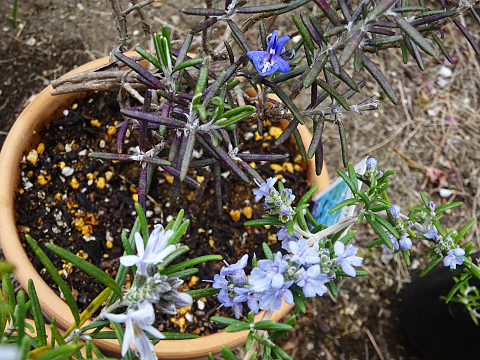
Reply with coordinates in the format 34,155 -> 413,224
428,200 -> 435,211
147,264 -> 157,277
389,204 -> 401,219
366,157 -> 377,169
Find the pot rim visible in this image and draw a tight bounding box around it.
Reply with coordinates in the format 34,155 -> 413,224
0,53 -> 330,359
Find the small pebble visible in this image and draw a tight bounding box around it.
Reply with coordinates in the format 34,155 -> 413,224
78,149 -> 87,156
197,300 -> 205,310
27,150 -> 38,166
196,175 -> 205,184
36,143 -> 45,154
270,164 -> 283,172
96,177 -> 106,189
106,240 -> 113,249
229,210 -> 241,222
105,171 -> 113,181
439,66 -> 453,77
61,167 -> 74,177
440,189 -> 453,198
268,126 -> 283,139
72,103 -> 78,110
185,313 -> 193,322
37,175 -> 50,185
99,140 -> 106,148
63,110 -> 69,116
166,215 -> 174,222
107,126 -> 116,135
65,143 -> 72,153
132,194 -> 138,202
59,161 -> 66,169
91,119 -> 101,127
243,206 -> 253,219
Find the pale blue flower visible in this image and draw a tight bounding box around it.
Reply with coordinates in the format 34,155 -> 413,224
250,252 -> 288,291
389,205 -> 401,219
233,287 -> 261,315
211,274 -> 228,290
288,239 -> 320,265
277,226 -> 301,252
105,301 -> 164,360
399,234 -> 412,250
444,248 -> 465,269
423,226 -> 440,241
296,265 -> 329,297
259,281 -> 294,311
334,242 -> 363,277
0,344 -> 21,360
217,288 -> 244,318
280,205 -> 291,218
220,254 -> 248,286
120,225 -> 176,276
253,177 -> 277,202
247,30 -> 290,76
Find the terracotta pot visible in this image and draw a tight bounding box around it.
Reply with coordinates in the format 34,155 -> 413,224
0,54 -> 330,359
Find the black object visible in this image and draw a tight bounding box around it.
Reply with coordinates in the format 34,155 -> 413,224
404,254 -> 480,360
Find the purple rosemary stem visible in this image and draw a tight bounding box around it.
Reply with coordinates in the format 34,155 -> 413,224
138,164 -> 147,210
116,119 -> 130,154
213,162 -> 223,215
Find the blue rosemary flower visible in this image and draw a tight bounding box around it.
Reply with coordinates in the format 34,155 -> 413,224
444,248 -> 465,269
423,226 -> 440,241
249,252 -> 288,292
247,30 -> 291,76
288,239 -> 321,265
334,242 -> 363,277
233,287 -> 261,315
296,265 -> 329,297
253,177 -> 277,202
259,281 -> 294,311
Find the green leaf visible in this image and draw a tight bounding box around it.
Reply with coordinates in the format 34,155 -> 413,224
297,185 -> 319,208
375,216 -> 399,239
420,192 -> 430,207
303,54 -> 328,88
44,243 -> 123,298
271,85 -> 305,125
366,217 -> 393,249
292,15 -> 315,53
328,280 -> 338,297
167,220 -> 190,247
221,346 -> 238,360
290,284 -> 307,313
135,46 -> 162,70
26,235 -> 80,326
446,276 -> 471,303
263,243 -> 274,260
255,321 -> 291,331
172,58 -> 204,73
401,249 -> 411,265
394,15 -> 436,56
328,198 -> 359,214
225,323 -> 251,332
365,239 -> 384,248
161,255 -> 222,275
435,202 -> 463,214
347,164 -> 358,193
244,218 -> 284,226
2,272 -> 14,312
211,316 -> 245,326
339,230 -> 356,245
167,268 -> 199,279
185,288 -> 220,299
356,191 -> 371,210
16,290 -> 26,344
336,169 -> 357,194
420,254 -> 443,276
335,269 -> 368,277
369,204 -> 390,212
28,279 -> 47,347
316,79 -> 350,110
455,219 -> 477,245
135,202 -> 149,246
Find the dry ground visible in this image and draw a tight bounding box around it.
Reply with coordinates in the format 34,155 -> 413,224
1,1 -> 480,359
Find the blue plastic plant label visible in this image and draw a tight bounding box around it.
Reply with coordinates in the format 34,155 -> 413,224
310,158 -> 367,227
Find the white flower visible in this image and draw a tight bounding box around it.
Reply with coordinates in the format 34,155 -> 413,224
120,225 -> 176,276
334,242 -> 363,277
105,301 -> 164,359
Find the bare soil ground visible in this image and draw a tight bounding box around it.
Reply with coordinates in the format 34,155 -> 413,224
1,1 -> 480,359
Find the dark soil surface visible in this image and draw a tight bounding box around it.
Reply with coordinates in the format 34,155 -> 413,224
15,91 -> 310,334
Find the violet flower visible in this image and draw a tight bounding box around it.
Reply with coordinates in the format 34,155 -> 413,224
120,225 -> 176,276
233,287 -> 261,315
444,248 -> 465,269
296,265 -> 329,297
334,242 -> 363,277
253,177 -> 277,202
217,288 -> 244,319
247,30 -> 291,76
277,225 -> 301,252
105,301 -> 164,360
